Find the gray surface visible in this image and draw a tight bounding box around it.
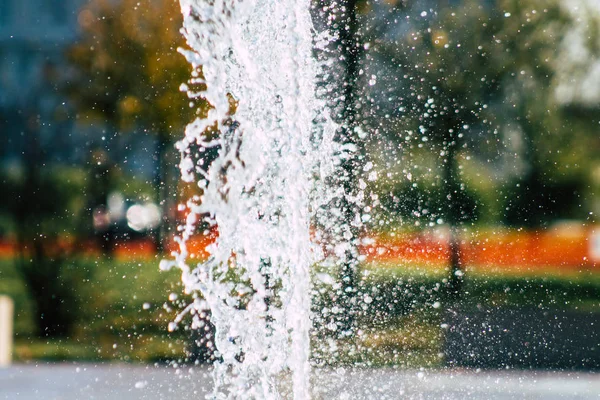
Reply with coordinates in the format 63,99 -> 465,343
444,307 -> 600,369
1,363 -> 599,399
315,368 -> 600,400
0,363 -> 211,400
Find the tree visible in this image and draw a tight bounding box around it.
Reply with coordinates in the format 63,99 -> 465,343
533,1 -> 600,224
66,0 -> 208,248
313,0 -> 381,336
0,63 -> 90,337
490,1 -> 575,228
334,0 -> 364,336
362,0 -> 569,297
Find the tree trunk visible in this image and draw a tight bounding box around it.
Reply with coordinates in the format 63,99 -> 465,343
13,111 -> 75,338
336,0 -> 362,336
155,133 -> 174,253
442,132 -> 464,300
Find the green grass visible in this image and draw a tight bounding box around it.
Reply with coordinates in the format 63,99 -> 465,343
314,262 -> 600,367
0,256 -> 192,363
362,261 -> 600,310
339,311 -> 444,368
2,256 -> 600,365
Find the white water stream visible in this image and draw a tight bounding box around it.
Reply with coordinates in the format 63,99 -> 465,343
162,1 -> 344,398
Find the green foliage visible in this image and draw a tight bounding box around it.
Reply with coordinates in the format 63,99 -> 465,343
360,262 -> 600,311
360,0 -> 597,229
19,256 -> 95,337
0,166 -> 87,239
503,174 -> 588,228
75,257 -> 193,362
0,165 -> 90,337
4,256 -> 600,364
378,180 -> 481,225
1,256 -> 191,362
313,261 -> 600,367
0,259 -> 36,336
462,274 -> 600,310
0,257 -> 94,338
66,0 -> 214,248
66,0 -> 206,139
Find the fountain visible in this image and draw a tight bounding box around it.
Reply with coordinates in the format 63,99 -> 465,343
160,0 -> 348,398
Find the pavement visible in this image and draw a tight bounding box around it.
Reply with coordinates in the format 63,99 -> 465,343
1,363 -> 599,399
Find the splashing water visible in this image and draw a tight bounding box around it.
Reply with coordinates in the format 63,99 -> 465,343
163,1 -> 343,398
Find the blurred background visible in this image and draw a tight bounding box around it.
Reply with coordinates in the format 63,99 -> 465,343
0,0 -> 599,369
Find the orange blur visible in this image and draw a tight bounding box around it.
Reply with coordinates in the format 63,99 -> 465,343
362,225 -> 599,273
1,225 -> 598,273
